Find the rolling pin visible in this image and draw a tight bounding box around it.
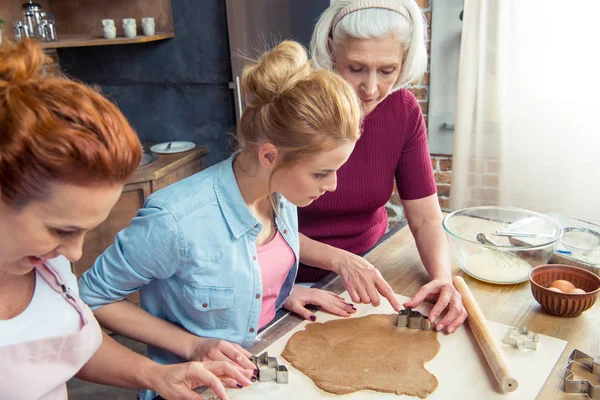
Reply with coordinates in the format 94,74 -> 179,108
453,276 -> 519,393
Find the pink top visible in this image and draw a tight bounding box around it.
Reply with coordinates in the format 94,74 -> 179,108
298,90 -> 437,282
257,230 -> 296,329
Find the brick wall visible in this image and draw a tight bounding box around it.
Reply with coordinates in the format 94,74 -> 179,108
432,154 -> 452,209
466,157 -> 500,206
385,0 -> 454,229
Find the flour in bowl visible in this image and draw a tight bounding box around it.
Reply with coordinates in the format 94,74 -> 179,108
464,250 -> 532,284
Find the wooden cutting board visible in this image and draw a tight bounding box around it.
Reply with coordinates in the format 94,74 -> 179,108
221,293 -> 567,399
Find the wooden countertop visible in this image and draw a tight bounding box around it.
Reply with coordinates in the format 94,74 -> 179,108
128,144 -> 209,184
252,223 -> 598,399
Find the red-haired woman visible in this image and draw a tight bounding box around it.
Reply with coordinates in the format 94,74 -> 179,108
0,40 -> 252,400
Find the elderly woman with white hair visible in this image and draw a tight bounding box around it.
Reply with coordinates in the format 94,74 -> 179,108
297,0 -> 467,334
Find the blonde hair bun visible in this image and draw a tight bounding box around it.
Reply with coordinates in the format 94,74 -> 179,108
242,41 -> 311,108
0,40 -> 51,89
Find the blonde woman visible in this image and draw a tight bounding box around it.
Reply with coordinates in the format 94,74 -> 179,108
297,0 -> 468,334
0,40 -> 252,400
78,41 -> 362,400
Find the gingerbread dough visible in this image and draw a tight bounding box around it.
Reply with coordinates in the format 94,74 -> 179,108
281,314 -> 440,398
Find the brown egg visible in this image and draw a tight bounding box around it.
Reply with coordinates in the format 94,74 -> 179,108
550,279 -> 576,292
547,287 -> 563,293
567,288 -> 587,295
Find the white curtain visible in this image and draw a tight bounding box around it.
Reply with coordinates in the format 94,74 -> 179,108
450,0 -> 600,223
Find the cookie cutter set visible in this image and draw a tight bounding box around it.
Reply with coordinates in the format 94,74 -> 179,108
564,349 -> 600,399
396,307 -> 433,330
498,326 -> 599,398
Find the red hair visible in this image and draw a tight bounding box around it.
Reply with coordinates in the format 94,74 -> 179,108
0,40 -> 141,208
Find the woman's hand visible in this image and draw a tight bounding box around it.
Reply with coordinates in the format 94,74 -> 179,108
188,338 -> 257,372
149,360 -> 254,400
333,251 -> 402,312
283,286 -> 357,320
403,279 -> 467,334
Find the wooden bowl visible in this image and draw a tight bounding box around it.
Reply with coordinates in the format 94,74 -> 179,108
529,264 -> 600,317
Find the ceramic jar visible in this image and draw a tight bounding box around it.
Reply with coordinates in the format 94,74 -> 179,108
101,19 -> 116,39
122,18 -> 137,38
141,17 -> 155,36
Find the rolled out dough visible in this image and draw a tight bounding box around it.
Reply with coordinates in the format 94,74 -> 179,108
281,314 -> 440,398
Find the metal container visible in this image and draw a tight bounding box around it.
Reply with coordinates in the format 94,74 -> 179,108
15,1 -> 58,42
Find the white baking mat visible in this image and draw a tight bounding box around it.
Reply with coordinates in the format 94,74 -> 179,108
224,293 -> 567,400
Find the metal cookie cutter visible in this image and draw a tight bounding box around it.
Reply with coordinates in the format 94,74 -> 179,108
193,387 -> 220,400
250,351 -> 289,383
396,307 -> 433,331
564,349 -> 600,399
503,327 -> 539,350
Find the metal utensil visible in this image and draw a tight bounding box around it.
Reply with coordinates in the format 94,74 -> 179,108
476,233 -> 523,269
493,231 -> 555,239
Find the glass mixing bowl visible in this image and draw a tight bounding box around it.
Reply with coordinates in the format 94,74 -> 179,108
443,206 -> 563,284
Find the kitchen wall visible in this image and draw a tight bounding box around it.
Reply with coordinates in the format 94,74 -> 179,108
386,0 -> 454,230
57,0 -> 235,166
53,0 -> 451,225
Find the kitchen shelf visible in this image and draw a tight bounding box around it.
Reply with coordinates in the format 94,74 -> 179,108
39,32 -> 174,49
1,0 -> 174,49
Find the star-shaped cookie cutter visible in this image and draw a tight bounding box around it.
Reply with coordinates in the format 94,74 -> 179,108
396,307 -> 433,331
564,349 -> 600,399
503,327 -> 540,350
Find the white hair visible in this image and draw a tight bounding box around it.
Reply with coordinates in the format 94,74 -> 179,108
311,0 -> 427,91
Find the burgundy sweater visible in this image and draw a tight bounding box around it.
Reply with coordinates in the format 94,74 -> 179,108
297,89 -> 437,282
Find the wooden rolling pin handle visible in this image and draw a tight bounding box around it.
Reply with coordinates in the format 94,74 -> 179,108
453,276 -> 519,393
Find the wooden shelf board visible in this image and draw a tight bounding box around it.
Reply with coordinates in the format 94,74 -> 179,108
39,31 -> 174,49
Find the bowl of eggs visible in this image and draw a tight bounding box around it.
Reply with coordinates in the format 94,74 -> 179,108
529,264 -> 600,317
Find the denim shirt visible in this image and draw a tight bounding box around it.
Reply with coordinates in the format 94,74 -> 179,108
78,154 -> 299,375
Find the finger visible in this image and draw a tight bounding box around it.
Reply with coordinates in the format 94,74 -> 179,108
375,278 -> 402,311
333,298 -> 356,314
214,365 -> 254,382
320,298 -> 352,317
403,283 -> 435,309
220,378 -> 244,388
231,343 -> 253,359
291,303 -> 317,321
204,362 -> 253,386
435,302 -> 459,332
354,282 -> 371,304
444,309 -> 467,334
220,343 -> 255,370
344,281 -> 362,304
187,366 -> 229,400
333,293 -> 346,301
204,351 -> 237,365
443,298 -> 467,334
429,290 -> 453,329
364,279 -> 381,307
336,298 -> 356,313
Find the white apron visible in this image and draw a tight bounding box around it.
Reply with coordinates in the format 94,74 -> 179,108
0,262 -> 103,399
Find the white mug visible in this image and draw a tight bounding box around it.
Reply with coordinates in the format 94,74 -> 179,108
141,17 -> 155,36
103,26 -> 117,39
122,18 -> 137,38
101,19 -> 116,39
